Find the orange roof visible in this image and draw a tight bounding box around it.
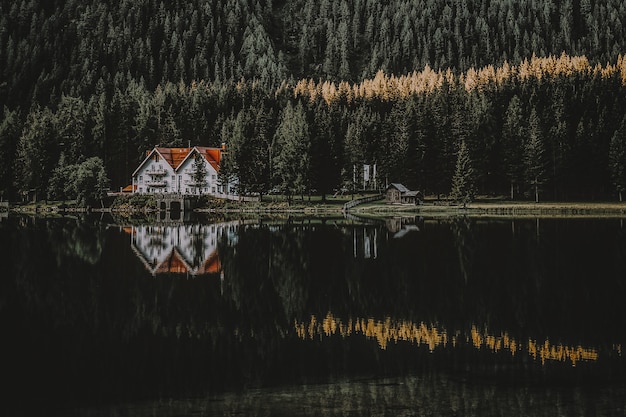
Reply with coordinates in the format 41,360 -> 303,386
198,147 -> 222,172
199,251 -> 221,274
154,146 -> 222,171
154,147 -> 192,170
122,184 -> 137,192
155,249 -> 191,274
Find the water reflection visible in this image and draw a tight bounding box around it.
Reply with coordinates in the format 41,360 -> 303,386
295,312 -> 612,367
123,222 -> 238,276
3,214 -> 626,416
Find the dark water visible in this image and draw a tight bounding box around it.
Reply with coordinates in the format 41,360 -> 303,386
1,214 -> 625,416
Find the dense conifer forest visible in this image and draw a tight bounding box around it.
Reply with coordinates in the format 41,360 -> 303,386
1,0 -> 626,202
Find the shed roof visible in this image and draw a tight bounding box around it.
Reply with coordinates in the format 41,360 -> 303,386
404,190 -> 422,197
387,183 -> 410,193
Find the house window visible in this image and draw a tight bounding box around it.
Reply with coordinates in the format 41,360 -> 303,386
154,154 -> 160,162
139,175 -> 143,183
212,186 -> 216,193
212,174 -> 216,180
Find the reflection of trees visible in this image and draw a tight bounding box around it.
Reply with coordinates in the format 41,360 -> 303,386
46,215 -> 106,265
269,226 -> 309,320
10,216 -> 626,344
190,224 -> 208,268
218,222 -> 314,325
451,216 -> 476,284
296,312 -> 602,367
4,216 -> 626,407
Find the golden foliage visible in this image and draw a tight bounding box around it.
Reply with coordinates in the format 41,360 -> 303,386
296,312 -> 607,367
291,53 -> 626,103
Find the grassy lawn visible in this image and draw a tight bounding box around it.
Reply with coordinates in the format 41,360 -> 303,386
351,195 -> 626,217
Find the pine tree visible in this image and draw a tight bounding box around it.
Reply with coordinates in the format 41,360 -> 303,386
309,102 -> 343,200
450,140 -> 475,205
502,95 -> 525,199
0,107 -> 21,200
609,116 -> 626,201
66,157 -> 109,207
192,152 -> 207,195
272,101 -> 310,203
524,108 -> 547,202
14,105 -> 58,201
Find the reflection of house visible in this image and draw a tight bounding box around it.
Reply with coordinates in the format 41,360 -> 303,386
385,217 -> 422,238
125,222 -> 238,276
385,183 -> 422,205
131,146 -> 237,196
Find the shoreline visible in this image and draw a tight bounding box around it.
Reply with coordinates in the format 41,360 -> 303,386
5,199 -> 626,218
351,201 -> 626,218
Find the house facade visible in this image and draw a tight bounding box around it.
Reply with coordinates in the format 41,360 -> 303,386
131,146 -> 237,196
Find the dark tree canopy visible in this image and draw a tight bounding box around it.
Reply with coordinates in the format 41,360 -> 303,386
1,0 -> 626,202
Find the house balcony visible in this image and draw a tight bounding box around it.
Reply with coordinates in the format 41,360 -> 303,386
145,169 -> 167,176
184,179 -> 207,186
145,180 -> 166,187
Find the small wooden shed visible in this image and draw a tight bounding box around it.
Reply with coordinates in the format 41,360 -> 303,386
385,183 -> 422,205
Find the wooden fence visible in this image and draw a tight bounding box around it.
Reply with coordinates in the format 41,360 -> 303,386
343,194 -> 384,212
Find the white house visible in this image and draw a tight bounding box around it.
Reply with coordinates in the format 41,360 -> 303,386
131,146 -> 237,196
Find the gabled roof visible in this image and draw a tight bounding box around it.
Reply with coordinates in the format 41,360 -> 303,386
387,183 -> 410,193
404,190 -> 422,197
198,251 -> 221,274
155,147 -> 193,171
132,146 -> 223,176
155,248 -> 192,274
176,146 -> 221,172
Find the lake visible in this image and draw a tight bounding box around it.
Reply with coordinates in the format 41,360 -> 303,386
1,213 -> 625,416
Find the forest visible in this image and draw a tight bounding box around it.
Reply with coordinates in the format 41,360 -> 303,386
1,0 -> 626,202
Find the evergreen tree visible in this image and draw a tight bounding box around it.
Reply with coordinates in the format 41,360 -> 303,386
14,105 -> 58,200
47,153 -> 71,201
609,116 -> 626,201
249,104 -> 273,197
220,106 -> 272,197
65,157 -> 109,207
0,107 -> 21,200
54,96 -> 89,163
502,95 -> 525,199
192,152 -> 207,194
272,101 -> 310,203
309,102 -> 343,200
450,140 -> 475,205
524,108 -> 547,202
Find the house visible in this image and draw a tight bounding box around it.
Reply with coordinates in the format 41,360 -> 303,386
131,145 -> 237,196
385,183 -> 423,205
